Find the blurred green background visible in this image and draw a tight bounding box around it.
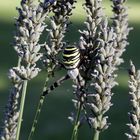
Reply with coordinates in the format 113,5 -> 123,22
0,0 -> 140,140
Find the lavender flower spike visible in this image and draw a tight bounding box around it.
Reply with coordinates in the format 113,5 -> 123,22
126,61 -> 140,140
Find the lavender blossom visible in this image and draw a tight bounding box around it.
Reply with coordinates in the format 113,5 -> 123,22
0,85 -> 22,140
0,0 -> 52,139
44,0 -> 76,72
111,0 -> 131,66
126,61 -> 140,140
79,0 -> 103,50
87,19 -> 118,134
70,1 -> 104,139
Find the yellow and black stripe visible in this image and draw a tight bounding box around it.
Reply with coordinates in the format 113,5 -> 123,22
62,45 -> 80,69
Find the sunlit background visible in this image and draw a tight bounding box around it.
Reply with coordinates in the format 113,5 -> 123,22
0,0 -> 140,140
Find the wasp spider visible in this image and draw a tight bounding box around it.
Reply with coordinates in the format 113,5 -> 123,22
43,45 -> 82,96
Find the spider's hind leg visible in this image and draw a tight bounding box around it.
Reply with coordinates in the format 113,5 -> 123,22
42,74 -> 70,96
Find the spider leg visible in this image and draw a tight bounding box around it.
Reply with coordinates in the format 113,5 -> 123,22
42,74 -> 70,96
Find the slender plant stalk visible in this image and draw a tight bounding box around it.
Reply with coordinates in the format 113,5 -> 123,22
16,80 -> 28,140
93,130 -> 100,140
17,57 -> 22,67
71,102 -> 82,140
28,74 -> 50,140
92,114 -> 102,140
28,73 -> 70,140
28,95 -> 45,140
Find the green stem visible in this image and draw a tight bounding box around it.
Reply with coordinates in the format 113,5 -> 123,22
71,102 -> 82,140
16,80 -> 28,140
92,115 -> 102,140
17,57 -> 22,67
28,95 -> 45,140
28,74 -> 50,140
93,130 -> 100,140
